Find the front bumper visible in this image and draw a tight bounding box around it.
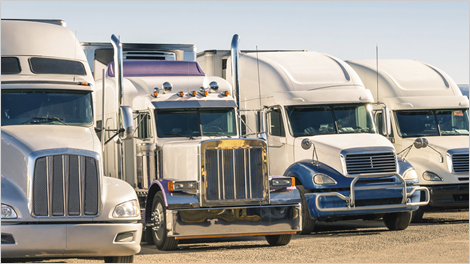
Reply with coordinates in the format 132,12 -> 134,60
1,222 -> 142,259
307,185 -> 429,220
163,204 -> 301,239
424,184 -> 469,209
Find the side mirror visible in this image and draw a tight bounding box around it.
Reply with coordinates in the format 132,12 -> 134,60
119,106 -> 134,140
382,106 -> 392,137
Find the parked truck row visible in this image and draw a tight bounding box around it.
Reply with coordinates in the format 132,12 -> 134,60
1,19 -> 468,263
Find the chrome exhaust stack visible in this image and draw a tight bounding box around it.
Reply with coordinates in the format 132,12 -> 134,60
111,34 -> 124,108
231,34 -> 243,136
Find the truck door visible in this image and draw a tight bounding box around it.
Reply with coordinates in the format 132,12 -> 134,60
134,111 -> 157,191
266,107 -> 290,175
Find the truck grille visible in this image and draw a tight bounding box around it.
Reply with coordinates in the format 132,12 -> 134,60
452,153 -> 469,173
32,155 -> 99,217
345,152 -> 397,175
204,147 -> 266,203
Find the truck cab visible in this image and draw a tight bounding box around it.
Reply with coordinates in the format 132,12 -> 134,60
347,59 -> 469,221
198,41 -> 429,234
81,36 -> 302,251
1,19 -> 141,262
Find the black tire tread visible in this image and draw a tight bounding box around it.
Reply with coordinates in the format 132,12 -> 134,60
297,185 -> 315,234
384,212 -> 412,230
104,255 -> 134,263
265,234 -> 292,246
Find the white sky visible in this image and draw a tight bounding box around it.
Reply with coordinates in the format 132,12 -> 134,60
2,1 -> 469,84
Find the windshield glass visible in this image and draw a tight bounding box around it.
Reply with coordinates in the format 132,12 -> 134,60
396,109 -> 469,137
1,89 -> 93,126
286,104 -> 376,136
155,108 -> 237,138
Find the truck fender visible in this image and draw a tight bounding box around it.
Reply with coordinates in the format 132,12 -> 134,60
1,175 -> 28,219
101,177 -> 140,220
144,180 -> 168,225
284,160 -> 349,190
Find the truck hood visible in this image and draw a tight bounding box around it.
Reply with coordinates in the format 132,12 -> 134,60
399,136 -> 469,184
1,125 -> 98,195
294,134 -> 395,175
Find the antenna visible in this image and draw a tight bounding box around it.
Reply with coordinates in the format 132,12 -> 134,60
376,43 -> 379,103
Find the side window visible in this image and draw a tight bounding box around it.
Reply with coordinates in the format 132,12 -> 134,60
96,120 -> 103,140
268,108 -> 285,137
135,112 -> 152,139
375,111 -> 384,136
241,114 -> 247,136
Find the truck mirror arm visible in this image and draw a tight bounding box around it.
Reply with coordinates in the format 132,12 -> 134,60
104,128 -> 125,145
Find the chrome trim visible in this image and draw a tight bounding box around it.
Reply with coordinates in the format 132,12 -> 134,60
27,148 -> 102,218
315,175 -> 430,212
448,150 -> 469,174
340,148 -> 398,178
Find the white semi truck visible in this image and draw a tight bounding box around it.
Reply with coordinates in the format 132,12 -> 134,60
1,19 -> 141,262
197,36 -> 429,234
346,59 -> 469,222
81,35 -> 302,251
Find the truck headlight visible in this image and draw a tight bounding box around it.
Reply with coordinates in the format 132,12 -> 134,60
403,169 -> 418,180
270,177 -> 294,188
422,171 -> 443,181
313,173 -> 337,185
168,181 -> 198,193
112,200 -> 139,218
1,204 -> 18,219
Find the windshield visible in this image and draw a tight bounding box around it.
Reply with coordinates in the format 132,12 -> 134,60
396,109 -> 469,137
1,89 -> 93,127
286,104 -> 376,136
154,108 -> 237,138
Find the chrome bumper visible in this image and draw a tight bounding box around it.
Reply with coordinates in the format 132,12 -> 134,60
1,223 -> 142,259
315,175 -> 430,212
164,204 -> 301,239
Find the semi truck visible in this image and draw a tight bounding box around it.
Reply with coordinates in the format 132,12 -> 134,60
197,35 -> 429,234
346,59 -> 469,222
1,19 -> 142,263
81,35 -> 302,251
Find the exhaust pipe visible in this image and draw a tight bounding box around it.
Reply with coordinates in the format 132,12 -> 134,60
111,34 -> 124,108
231,34 -> 243,136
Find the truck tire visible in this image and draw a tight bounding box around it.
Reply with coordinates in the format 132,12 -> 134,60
265,234 -> 292,246
383,212 -> 412,230
297,185 -> 315,234
150,192 -> 179,250
144,226 -> 154,245
411,207 -> 425,223
104,255 -> 134,263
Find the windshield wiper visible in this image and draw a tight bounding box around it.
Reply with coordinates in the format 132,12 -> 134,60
22,116 -> 67,125
204,132 -> 231,138
165,132 -> 195,139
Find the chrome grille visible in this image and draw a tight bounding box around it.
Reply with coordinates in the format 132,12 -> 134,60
452,153 -> 469,173
345,152 -> 397,175
205,147 -> 265,203
32,155 -> 99,217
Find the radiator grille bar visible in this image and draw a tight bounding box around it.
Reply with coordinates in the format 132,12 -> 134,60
32,155 -> 99,217
205,147 -> 265,203
345,152 -> 397,175
452,153 -> 469,173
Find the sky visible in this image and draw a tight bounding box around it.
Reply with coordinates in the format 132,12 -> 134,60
2,1 -> 469,84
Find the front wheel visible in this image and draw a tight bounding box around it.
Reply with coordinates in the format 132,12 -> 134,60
411,207 -> 425,223
265,234 -> 292,246
104,255 -> 134,263
297,185 -> 315,234
383,212 -> 412,230
150,192 -> 179,250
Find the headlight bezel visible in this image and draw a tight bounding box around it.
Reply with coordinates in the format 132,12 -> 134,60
312,173 -> 337,185
422,171 -> 443,181
403,168 -> 418,180
1,204 -> 18,219
112,200 -> 140,218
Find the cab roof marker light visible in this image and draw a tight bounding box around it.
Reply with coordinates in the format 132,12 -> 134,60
153,88 -> 159,98
222,91 -> 230,96
177,91 -> 184,97
190,91 -> 197,97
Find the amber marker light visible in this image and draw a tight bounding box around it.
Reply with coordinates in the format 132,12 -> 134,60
79,82 -> 90,86
177,91 -> 184,97
222,91 -> 230,96
203,91 -> 209,97
168,181 -> 174,192
291,177 -> 295,187
190,91 -> 197,97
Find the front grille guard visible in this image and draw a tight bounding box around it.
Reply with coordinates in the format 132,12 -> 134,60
315,174 -> 430,212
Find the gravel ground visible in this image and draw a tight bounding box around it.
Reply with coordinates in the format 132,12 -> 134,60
8,210 -> 469,263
